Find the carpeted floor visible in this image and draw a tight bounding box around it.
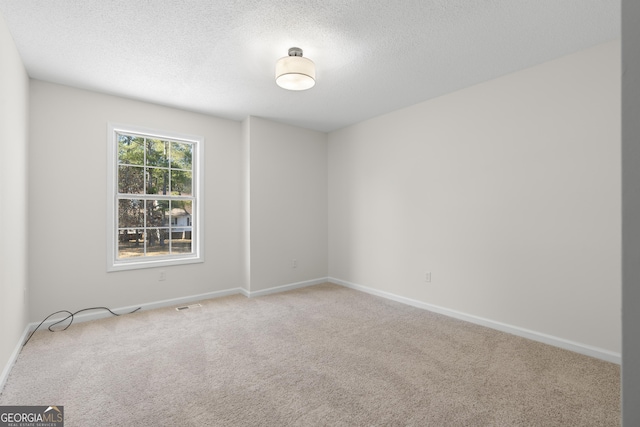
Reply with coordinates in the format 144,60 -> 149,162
0,283 -> 620,426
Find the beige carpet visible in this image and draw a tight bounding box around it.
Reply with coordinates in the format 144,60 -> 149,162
0,283 -> 619,426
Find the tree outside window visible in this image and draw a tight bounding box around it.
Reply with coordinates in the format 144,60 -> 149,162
108,124 -> 202,271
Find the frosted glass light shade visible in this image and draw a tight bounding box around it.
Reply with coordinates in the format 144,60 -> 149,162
275,53 -> 315,91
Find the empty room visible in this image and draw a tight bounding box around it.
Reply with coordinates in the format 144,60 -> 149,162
1,1 -> 638,426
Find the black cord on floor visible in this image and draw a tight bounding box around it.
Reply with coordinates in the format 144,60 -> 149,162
23,306 -> 141,347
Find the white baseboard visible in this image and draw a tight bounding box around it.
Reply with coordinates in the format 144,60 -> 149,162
21,279 -> 329,337
1,279 -> 328,392
0,324 -> 31,394
4,275 -> 617,395
244,277 -> 329,298
329,277 -> 621,365
1,288 -> 246,394
28,287 -> 246,332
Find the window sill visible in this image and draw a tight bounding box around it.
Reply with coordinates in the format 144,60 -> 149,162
107,255 -> 203,272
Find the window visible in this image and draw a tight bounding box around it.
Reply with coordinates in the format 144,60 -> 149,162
107,123 -> 203,271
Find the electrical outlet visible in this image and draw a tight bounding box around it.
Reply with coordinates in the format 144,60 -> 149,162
159,271 -> 166,281
425,272 -> 431,283
292,259 -> 297,268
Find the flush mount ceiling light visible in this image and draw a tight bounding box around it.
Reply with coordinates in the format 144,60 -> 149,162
275,47 -> 316,91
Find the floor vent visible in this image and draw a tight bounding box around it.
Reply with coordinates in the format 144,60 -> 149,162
175,303 -> 202,311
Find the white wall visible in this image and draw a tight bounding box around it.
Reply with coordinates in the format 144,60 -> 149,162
246,117 -> 327,292
328,41 -> 621,354
26,82 -> 328,321
28,81 -> 243,321
0,13 -> 29,385
622,0 -> 640,423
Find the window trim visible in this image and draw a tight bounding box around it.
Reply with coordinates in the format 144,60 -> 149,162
107,122 -> 204,272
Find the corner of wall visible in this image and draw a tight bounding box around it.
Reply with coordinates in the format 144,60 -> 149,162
241,117 -> 251,292
244,117 -> 328,292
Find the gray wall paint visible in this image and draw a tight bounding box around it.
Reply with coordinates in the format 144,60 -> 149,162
26,83 -> 329,326
28,81 -> 243,321
246,117 -> 328,291
0,13 -> 29,385
328,41 -> 621,354
622,0 -> 640,424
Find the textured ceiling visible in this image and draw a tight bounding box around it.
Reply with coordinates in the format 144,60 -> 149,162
0,1 -> 620,132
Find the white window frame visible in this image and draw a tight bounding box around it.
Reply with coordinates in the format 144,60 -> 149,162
107,123 -> 204,271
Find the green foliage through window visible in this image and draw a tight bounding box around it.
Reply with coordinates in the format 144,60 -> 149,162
115,131 -> 196,261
